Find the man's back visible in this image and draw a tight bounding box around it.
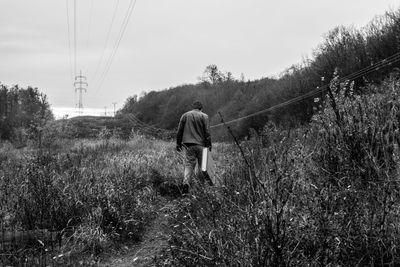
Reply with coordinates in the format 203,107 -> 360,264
177,109 -> 211,147
176,101 -> 212,193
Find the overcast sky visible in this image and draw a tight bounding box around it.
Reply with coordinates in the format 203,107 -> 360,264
0,0 -> 399,118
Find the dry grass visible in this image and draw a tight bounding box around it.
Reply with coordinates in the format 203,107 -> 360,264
158,77 -> 400,266
3,77 -> 400,266
0,135 -> 184,264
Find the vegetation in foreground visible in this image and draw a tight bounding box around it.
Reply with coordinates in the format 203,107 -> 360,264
157,76 -> 400,266
0,135 -> 185,265
2,77 -> 400,266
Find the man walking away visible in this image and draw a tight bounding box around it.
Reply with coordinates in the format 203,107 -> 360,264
176,100 -> 212,194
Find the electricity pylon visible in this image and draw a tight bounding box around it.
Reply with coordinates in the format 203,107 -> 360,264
74,70 -> 88,116
112,102 -> 117,116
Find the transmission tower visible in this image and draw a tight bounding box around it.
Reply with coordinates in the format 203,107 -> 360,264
112,102 -> 117,116
74,70 -> 88,116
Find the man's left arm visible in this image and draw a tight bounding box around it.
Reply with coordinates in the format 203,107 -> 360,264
176,115 -> 186,151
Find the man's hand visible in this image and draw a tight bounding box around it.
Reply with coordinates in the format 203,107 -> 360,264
176,145 -> 182,152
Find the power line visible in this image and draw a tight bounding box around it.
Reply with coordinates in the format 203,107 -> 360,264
91,0 -> 120,83
112,102 -> 117,116
96,0 -> 137,92
85,0 -> 94,50
127,114 -> 168,133
84,0 -> 95,71
343,53 -> 400,81
65,0 -> 74,85
123,51 -> 400,135
95,0 -> 138,94
129,119 -> 164,135
126,114 -> 174,135
73,0 -> 77,77
210,51 -> 400,129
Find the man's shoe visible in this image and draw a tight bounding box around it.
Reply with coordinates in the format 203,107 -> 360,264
182,184 -> 189,195
203,172 -> 213,186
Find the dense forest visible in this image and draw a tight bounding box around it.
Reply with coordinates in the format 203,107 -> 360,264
118,8 -> 400,140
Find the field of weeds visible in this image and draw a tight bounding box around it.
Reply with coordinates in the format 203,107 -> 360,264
2,77 -> 400,266
157,77 -> 400,266
0,135 -> 197,265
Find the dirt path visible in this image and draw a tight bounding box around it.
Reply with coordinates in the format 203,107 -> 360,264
99,200 -> 177,267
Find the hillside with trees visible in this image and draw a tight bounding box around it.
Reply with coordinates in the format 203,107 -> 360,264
118,8 -> 400,140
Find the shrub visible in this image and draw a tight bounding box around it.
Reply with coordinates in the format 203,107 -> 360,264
304,75 -> 400,265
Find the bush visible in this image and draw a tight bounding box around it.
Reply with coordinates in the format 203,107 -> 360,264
304,75 -> 400,265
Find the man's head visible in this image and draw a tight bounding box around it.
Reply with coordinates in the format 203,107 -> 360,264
192,100 -> 203,110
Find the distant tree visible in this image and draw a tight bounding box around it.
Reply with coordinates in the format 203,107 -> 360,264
118,95 -> 138,115
225,71 -> 234,82
311,25 -> 367,84
0,84 -> 53,142
199,64 -> 225,85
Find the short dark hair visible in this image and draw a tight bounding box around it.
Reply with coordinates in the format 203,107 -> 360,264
192,100 -> 203,110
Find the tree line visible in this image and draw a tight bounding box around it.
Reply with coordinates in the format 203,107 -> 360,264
0,84 -> 53,144
118,8 -> 400,140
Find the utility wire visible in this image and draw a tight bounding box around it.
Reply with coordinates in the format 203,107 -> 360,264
338,53 -> 400,82
96,0 -> 137,92
65,0 -> 74,85
126,114 -> 161,133
129,116 -> 175,137
91,0 -> 120,83
130,121 -> 165,135
124,51 -> 400,134
84,0 -> 95,71
126,113 -> 173,134
73,0 -> 77,77
95,0 -> 138,94
210,51 -> 400,129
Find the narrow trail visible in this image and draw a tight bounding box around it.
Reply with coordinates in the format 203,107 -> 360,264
99,200 -> 178,267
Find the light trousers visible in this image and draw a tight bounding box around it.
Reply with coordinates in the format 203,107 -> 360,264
183,144 -> 204,186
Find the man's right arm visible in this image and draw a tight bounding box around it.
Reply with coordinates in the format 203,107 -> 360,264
176,114 -> 186,150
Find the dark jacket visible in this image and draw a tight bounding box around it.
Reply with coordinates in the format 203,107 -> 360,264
176,109 -> 211,147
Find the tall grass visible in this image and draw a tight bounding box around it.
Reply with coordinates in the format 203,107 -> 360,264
159,77 -> 400,266
0,135 -> 182,263
3,77 -> 400,265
